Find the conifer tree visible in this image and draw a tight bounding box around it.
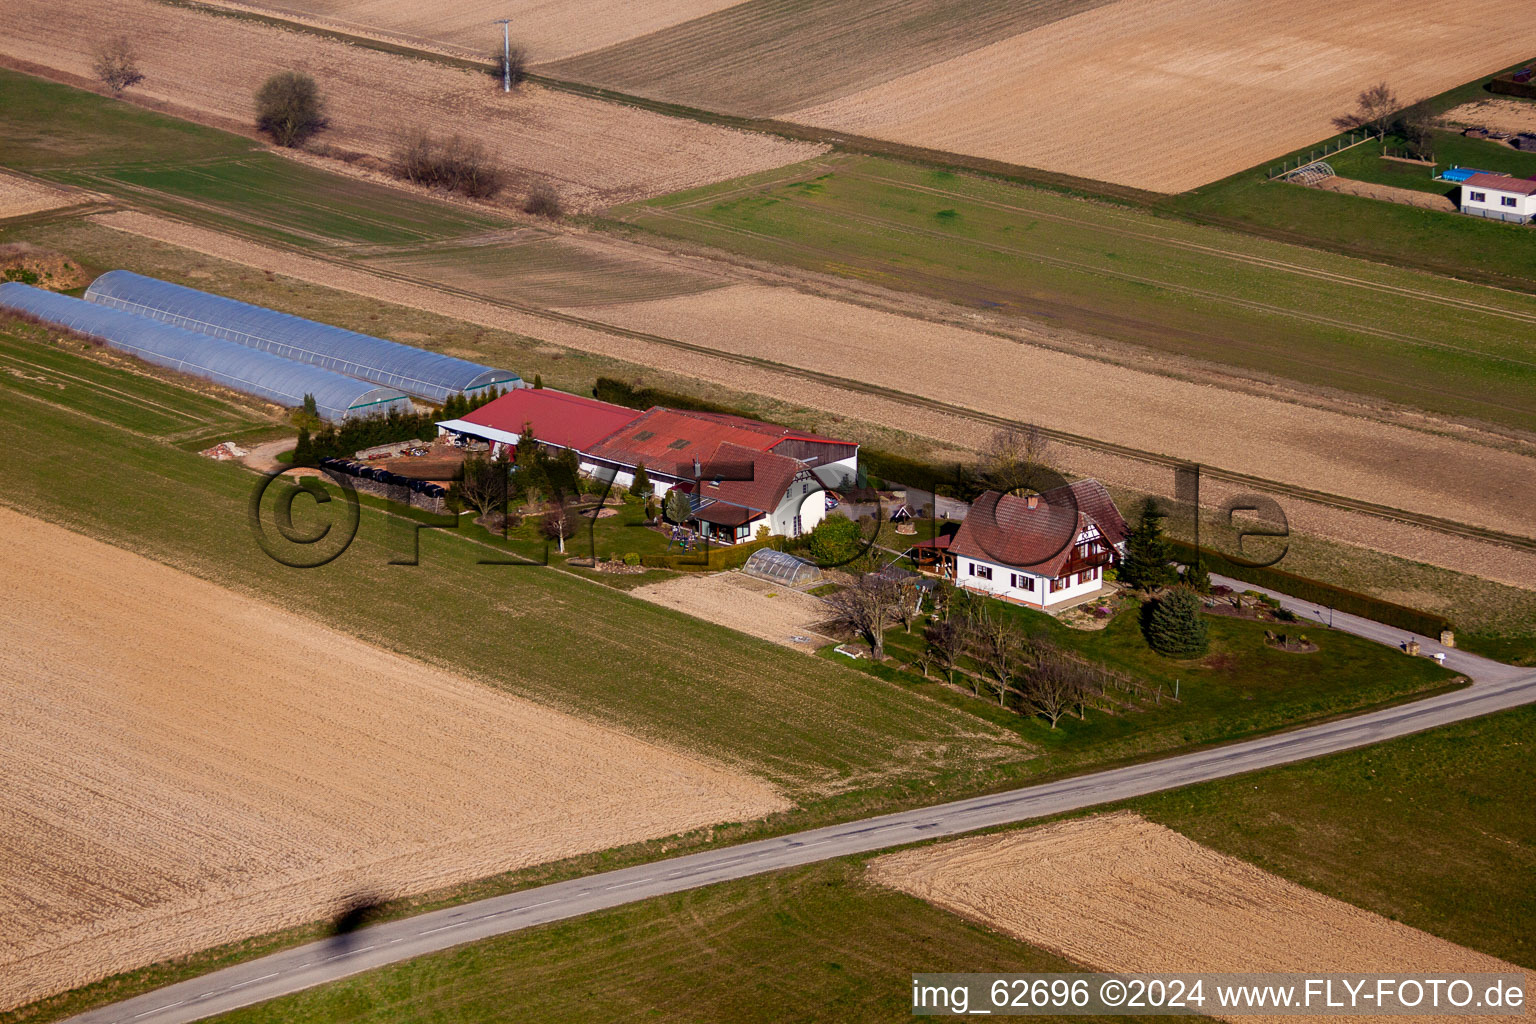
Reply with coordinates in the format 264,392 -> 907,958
1120,497 -> 1177,591
1143,585 -> 1209,657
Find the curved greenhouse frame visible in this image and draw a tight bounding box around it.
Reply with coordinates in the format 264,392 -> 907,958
743,548 -> 822,586
85,271 -> 521,404
0,284 -> 412,422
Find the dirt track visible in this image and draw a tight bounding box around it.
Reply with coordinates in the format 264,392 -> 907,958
0,506 -> 786,1010
0,0 -> 821,211
871,813 -> 1530,1024
790,0 -> 1535,191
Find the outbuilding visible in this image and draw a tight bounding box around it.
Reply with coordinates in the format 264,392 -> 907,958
1457,173 -> 1536,224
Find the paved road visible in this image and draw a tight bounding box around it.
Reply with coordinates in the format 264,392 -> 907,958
67,584 -> 1536,1024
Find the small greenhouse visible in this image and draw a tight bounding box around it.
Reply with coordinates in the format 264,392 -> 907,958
743,548 -> 822,586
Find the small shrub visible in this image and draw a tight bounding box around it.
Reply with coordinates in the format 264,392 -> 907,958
391,129 -> 505,198
485,45 -> 529,88
523,183 -> 563,219
255,72 -> 329,148
3,267 -> 39,285
93,36 -> 144,95
623,552 -> 640,566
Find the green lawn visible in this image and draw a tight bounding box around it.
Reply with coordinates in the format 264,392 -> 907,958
1326,132 -> 1536,195
1134,703 -> 1536,968
0,69 -> 506,249
867,599 -> 1455,768
617,155 -> 1536,432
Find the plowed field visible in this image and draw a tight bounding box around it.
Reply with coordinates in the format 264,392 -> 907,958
0,507 -> 786,1010
872,813 -> 1531,1024
0,0 -> 822,211
0,172 -> 76,218
790,0 -> 1534,191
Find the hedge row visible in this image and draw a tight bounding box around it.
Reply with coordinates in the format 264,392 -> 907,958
1173,540 -> 1453,636
592,376 -> 736,415
640,536 -> 776,572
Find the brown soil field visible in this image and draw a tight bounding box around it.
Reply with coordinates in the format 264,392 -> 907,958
543,0 -> 1113,119
630,572 -> 836,650
1311,177 -> 1458,212
1441,98 -> 1536,135
0,0 -> 822,211
788,0 -> 1536,192
871,813 -> 1531,1024
0,506 -> 786,1010
564,283 -> 1536,541
89,211 -> 1536,590
227,0 -> 745,62
0,173 -> 78,219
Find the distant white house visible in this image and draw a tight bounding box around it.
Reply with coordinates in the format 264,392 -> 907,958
946,479 -> 1129,609
1458,173 -> 1536,224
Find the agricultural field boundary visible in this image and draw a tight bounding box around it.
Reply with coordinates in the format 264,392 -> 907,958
89,210 -> 1536,557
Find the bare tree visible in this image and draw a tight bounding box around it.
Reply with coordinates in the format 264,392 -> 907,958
93,36 -> 144,95
981,424 -> 1053,497
540,503 -> 577,554
825,573 -> 904,660
391,129 -> 505,198
256,71 -> 329,148
893,579 -> 923,633
1017,649 -> 1089,728
523,182 -> 564,219
1332,82 -> 1400,138
485,45 -> 529,87
968,606 -> 1023,705
458,453 -> 509,518
923,617 -> 963,685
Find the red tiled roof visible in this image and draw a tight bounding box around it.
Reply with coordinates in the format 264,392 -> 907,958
949,479 -> 1127,576
675,409 -> 856,449
1462,172 -> 1536,196
459,389 -> 639,451
693,442 -> 805,514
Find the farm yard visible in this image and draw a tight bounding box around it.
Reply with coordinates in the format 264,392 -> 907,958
546,0 -> 1532,193
0,507 -> 788,1010
869,812 -> 1531,1020
0,0 -> 823,212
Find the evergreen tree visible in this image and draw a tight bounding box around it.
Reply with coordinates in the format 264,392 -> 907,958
1119,497 -> 1177,591
664,488 -> 691,525
1142,586 -> 1209,657
513,425 -> 548,505
629,461 -> 652,498
532,373 -> 544,389
292,426 -> 315,466
1184,558 -> 1212,594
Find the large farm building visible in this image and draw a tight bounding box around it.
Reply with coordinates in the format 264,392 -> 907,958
439,388 -> 859,543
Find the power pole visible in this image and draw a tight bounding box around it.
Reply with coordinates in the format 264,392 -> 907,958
494,18 -> 512,93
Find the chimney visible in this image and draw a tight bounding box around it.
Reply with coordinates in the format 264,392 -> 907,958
693,457 -> 702,479
1026,494 -> 1039,510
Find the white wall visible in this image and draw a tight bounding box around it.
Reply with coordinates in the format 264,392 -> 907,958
770,473 -> 827,538
1461,185 -> 1535,219
954,555 -> 1105,607
809,454 -> 859,490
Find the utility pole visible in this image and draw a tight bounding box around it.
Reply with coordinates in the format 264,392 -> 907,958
494,18 -> 512,93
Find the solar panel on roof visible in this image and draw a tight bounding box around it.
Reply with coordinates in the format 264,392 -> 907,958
0,283 -> 412,422
83,271 -> 520,404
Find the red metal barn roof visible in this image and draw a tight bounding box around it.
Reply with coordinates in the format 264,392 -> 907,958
459,389 -> 640,451
1462,172 -> 1536,196
674,409 -> 856,449
949,479 -> 1127,576
587,407 -> 853,476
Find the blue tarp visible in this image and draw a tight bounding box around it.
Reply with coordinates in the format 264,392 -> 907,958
1439,167 -> 1479,182
85,270 -> 521,404
0,283 -> 412,422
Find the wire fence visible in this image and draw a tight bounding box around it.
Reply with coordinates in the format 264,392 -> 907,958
1266,131 -> 1371,180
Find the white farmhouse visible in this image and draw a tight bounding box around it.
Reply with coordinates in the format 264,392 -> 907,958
947,479 -> 1128,609
1458,173 -> 1536,224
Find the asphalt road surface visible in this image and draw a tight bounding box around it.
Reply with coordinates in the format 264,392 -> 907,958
65,580 -> 1536,1024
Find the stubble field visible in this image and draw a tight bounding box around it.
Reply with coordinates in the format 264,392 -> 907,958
0,0 -> 822,211
871,813 -> 1532,1024
0,507 -> 787,1010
